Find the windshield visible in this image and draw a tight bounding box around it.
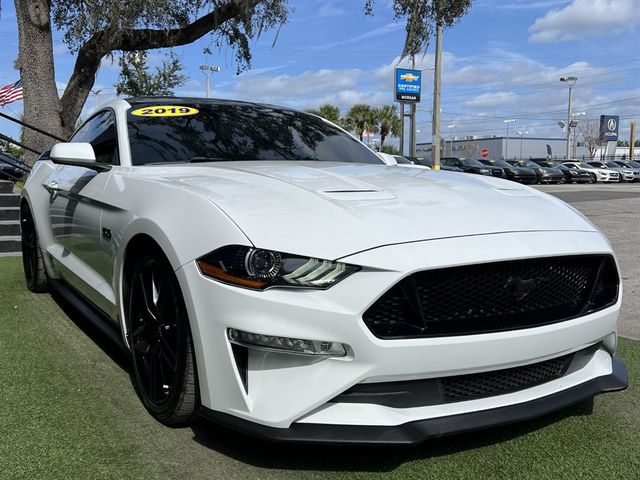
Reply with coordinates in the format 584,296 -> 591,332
629,161 -> 640,168
578,163 -> 594,169
127,102 -> 383,166
460,158 -> 486,167
482,159 -> 514,168
589,162 -> 607,168
606,162 -> 622,168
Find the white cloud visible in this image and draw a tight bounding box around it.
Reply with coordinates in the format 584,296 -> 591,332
529,0 -> 640,43
318,2 -> 345,17
463,91 -> 520,108
313,22 -> 404,50
233,68 -> 361,100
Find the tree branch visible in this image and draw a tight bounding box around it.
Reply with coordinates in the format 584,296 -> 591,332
60,0 -> 262,128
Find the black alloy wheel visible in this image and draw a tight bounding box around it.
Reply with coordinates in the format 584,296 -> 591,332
590,173 -> 597,184
20,203 -> 48,293
127,252 -> 199,426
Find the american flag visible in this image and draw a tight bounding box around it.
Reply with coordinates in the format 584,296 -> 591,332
0,80 -> 23,108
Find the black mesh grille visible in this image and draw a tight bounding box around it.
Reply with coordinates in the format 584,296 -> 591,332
363,255 -> 618,339
333,348 -> 584,408
442,353 -> 571,402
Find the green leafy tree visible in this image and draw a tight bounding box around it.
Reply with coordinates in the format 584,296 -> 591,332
380,144 -> 400,155
115,51 -> 187,96
365,0 -> 473,58
0,139 -> 24,158
14,0 -> 290,163
13,0 -> 473,164
346,104 -> 378,141
376,105 -> 401,149
306,104 -> 342,124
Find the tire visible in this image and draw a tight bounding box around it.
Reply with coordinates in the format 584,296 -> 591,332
20,202 -> 48,293
590,174 -> 597,184
126,251 -> 199,427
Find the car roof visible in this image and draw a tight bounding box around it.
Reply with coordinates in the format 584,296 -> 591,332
125,96 -> 286,111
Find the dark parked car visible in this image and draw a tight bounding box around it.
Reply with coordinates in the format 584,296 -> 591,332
408,156 -> 464,172
530,159 -> 593,184
479,159 -> 536,184
0,152 -> 26,181
441,157 -> 503,177
506,160 -> 564,184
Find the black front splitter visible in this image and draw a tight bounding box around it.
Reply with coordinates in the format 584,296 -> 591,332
199,357 -> 627,445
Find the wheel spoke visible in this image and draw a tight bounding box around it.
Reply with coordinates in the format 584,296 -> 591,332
138,273 -> 158,322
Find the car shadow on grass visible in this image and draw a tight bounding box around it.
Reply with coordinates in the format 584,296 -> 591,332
50,289 -> 132,372
190,399 -> 594,473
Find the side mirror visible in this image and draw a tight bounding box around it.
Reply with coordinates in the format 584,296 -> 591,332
50,142 -> 96,164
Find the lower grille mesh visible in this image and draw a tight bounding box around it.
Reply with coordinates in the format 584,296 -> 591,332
442,352 -> 572,402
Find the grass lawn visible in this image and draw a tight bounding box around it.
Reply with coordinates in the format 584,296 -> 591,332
0,255 -> 638,479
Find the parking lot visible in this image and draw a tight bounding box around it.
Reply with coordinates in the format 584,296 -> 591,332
536,183 -> 640,339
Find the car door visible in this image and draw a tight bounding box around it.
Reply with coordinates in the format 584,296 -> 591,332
46,110 -> 120,316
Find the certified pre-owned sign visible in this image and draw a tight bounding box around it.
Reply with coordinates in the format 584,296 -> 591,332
395,68 -> 422,103
600,115 -> 619,142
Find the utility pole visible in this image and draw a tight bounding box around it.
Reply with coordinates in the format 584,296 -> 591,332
431,21 -> 443,170
409,55 -> 417,157
447,124 -> 456,156
518,130 -> 528,160
560,76 -> 577,160
200,64 -> 221,98
630,121 -> 636,161
503,119 -> 516,160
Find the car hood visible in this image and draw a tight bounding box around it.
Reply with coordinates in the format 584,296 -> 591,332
147,161 -> 597,259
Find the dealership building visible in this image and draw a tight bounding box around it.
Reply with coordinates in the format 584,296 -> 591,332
416,136 -> 591,161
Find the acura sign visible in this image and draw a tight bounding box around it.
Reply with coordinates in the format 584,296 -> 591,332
600,115 -> 619,142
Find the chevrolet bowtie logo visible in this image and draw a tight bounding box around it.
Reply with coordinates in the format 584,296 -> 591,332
504,276 -> 550,301
400,73 -> 419,82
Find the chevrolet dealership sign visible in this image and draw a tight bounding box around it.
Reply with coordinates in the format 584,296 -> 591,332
395,68 -> 422,103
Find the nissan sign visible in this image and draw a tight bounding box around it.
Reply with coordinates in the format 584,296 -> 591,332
600,115 -> 619,142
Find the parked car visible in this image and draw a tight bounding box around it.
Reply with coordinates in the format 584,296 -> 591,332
602,161 -> 637,182
563,162 -> 619,183
408,157 -> 463,172
378,152 -> 430,170
530,160 -> 593,184
478,159 -> 536,184
587,162 -> 631,182
0,152 -> 26,181
506,160 -> 564,184
20,97 -> 627,445
441,157 -> 503,177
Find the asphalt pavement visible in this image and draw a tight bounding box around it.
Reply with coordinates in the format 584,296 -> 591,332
536,183 -> 640,339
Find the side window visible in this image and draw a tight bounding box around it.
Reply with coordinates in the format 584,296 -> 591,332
441,159 -> 449,166
70,110 -> 119,165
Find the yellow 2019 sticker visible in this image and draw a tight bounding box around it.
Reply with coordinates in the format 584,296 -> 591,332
131,105 -> 199,117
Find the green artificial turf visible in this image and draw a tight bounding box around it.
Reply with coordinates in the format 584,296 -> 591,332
0,255 -> 638,479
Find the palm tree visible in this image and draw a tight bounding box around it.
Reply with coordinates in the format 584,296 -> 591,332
345,104 -> 378,142
376,105 -> 401,149
306,104 -> 342,125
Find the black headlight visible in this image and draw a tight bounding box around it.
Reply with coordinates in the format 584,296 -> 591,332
197,245 -> 360,290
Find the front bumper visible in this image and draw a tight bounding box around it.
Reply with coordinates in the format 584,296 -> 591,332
201,356 -> 627,445
177,230 -> 624,441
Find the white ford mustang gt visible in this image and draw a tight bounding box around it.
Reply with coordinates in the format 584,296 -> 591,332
20,98 -> 627,444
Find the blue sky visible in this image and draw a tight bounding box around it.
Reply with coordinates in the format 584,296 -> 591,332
1,0 -> 640,146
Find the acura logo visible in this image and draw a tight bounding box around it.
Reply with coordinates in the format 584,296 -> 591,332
608,119 -> 617,131
504,276 -> 549,301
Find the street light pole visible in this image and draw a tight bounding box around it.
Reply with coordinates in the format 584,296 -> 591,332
571,111 -> 585,158
517,130 -> 528,160
447,124 -> 456,156
199,64 -> 221,98
560,76 -> 577,160
503,119 -> 516,160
